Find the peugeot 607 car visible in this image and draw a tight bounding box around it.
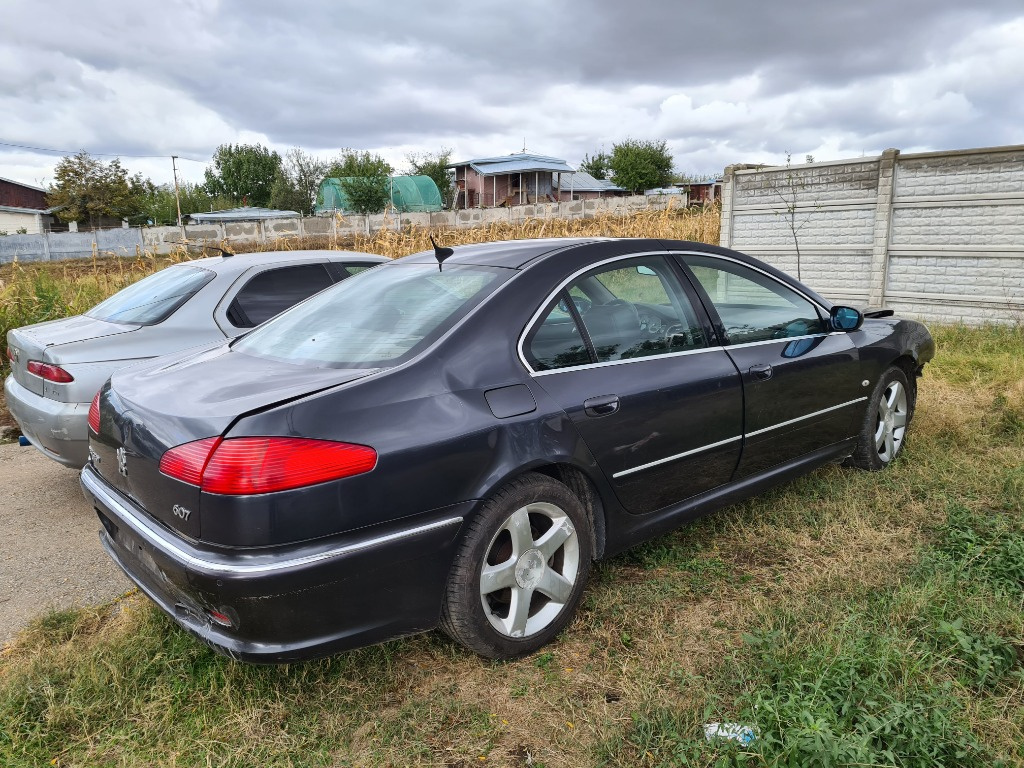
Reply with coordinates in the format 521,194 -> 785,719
82,238 -> 934,661
6,249 -> 386,468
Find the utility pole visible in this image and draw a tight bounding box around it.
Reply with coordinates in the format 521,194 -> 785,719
171,155 -> 184,230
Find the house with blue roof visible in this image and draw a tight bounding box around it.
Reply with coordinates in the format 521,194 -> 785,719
447,152 -> 575,208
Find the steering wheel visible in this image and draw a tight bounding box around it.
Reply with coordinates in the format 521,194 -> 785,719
664,323 -> 690,348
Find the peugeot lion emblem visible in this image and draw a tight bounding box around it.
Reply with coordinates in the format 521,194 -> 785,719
116,447 -> 128,477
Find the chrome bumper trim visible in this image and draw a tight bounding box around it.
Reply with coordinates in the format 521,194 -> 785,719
81,466 -> 462,576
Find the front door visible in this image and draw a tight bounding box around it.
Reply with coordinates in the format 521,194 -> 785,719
677,253 -> 867,479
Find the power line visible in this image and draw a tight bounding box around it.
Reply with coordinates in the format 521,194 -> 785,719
0,140 -> 207,162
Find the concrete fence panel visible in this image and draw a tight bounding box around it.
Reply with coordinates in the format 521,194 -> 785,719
721,144 -> 1024,325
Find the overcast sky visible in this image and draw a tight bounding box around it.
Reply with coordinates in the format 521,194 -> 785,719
2,0 -> 1022,189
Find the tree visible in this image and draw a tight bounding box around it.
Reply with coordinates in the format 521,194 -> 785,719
609,139 -> 675,194
325,150 -> 392,180
757,152 -> 820,281
139,182 -> 227,225
407,148 -> 454,207
47,151 -> 149,227
203,143 -> 281,207
326,150 -> 393,215
579,151 -> 611,180
269,148 -> 328,215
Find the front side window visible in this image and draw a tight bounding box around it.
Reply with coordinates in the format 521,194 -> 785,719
681,255 -> 826,344
525,256 -> 708,371
86,265 -> 214,325
233,263 -> 507,368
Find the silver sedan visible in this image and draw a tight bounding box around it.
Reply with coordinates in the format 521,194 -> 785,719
5,249 -> 387,467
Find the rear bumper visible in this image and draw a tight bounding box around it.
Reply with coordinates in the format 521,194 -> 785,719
4,375 -> 88,468
80,465 -> 468,662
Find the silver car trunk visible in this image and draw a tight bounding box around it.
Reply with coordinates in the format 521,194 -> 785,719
8,317 -> 137,397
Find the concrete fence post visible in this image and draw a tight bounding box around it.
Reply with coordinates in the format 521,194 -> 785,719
868,148 -> 900,307
42,230 -> 51,261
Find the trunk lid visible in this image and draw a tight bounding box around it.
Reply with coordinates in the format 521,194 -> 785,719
91,344 -> 378,541
7,317 -> 138,396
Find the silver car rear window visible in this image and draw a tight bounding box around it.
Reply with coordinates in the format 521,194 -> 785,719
86,265 -> 215,325
233,263 -> 508,368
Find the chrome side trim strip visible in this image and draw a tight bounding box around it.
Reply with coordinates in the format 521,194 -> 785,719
745,397 -> 867,438
611,396 -> 868,478
531,344 -> 727,376
724,333 -> 827,351
81,468 -> 462,575
612,435 -> 743,478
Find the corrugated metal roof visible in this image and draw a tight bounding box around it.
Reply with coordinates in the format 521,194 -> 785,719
560,172 -> 625,192
0,204 -> 55,214
188,206 -> 300,222
449,152 -> 575,176
0,176 -> 47,193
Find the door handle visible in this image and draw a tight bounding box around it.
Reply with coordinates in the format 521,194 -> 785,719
748,363 -> 773,381
583,394 -> 620,417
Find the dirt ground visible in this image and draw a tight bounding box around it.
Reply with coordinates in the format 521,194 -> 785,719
0,441 -> 130,646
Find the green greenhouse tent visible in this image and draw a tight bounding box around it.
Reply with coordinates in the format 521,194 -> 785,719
316,175 -> 443,214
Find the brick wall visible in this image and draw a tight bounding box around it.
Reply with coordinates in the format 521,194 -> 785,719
721,145 -> 1024,325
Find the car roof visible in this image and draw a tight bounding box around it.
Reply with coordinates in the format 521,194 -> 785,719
183,250 -> 388,276
396,237 -> 833,307
397,238 -> 607,269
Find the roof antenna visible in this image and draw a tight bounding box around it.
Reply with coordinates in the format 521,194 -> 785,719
429,234 -> 453,272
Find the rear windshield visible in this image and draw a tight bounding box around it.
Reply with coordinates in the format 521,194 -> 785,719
233,263 -> 508,368
86,265 -> 214,325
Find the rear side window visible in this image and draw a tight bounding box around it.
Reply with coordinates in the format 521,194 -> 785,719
227,264 -> 334,328
233,263 -> 508,368
326,262 -> 380,281
86,265 -> 214,325
525,256 -> 708,371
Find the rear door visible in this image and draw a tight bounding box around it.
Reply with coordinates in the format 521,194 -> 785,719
676,253 -> 866,479
522,253 -> 743,515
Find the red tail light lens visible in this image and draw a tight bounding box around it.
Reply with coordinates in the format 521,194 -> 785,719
160,437 -> 377,495
5,347 -> 14,363
88,391 -> 102,433
27,360 -> 74,383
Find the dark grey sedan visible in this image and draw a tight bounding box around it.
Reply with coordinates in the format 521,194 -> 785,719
5,250 -> 386,467
82,238 -> 933,661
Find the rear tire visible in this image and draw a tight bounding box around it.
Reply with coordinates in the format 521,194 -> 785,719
440,473 -> 593,659
846,366 -> 915,471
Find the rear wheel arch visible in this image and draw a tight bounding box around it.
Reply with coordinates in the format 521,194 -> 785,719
530,462 -> 606,560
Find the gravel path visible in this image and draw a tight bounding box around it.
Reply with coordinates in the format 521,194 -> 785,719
0,441 -> 130,646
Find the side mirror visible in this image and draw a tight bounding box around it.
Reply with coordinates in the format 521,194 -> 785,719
830,306 -> 864,332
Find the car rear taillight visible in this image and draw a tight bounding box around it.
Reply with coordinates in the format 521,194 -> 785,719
159,437 -> 377,495
5,347 -> 14,363
88,391 -> 102,434
27,360 -> 74,383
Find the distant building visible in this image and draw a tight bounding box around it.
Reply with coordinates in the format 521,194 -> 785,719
557,172 -> 627,201
684,179 -> 723,205
447,152 -> 576,208
187,207 -> 300,224
0,177 -> 57,234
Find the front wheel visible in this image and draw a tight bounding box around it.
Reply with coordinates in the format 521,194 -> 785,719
846,366 -> 915,470
440,473 -> 593,659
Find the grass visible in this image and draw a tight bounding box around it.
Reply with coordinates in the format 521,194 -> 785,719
1,216 -> 1023,765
